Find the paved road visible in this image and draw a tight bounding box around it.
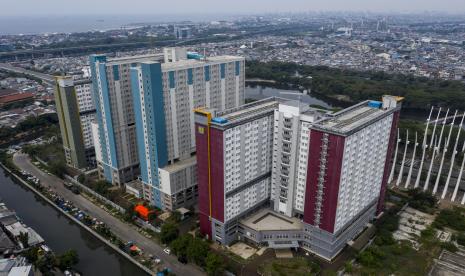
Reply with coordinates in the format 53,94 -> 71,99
13,152 -> 204,276
0,63 -> 55,83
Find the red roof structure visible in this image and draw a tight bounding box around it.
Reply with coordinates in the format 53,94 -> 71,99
0,92 -> 34,107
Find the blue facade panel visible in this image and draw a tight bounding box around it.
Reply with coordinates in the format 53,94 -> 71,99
220,63 -> 226,79
144,62 -> 168,168
89,55 -> 112,183
131,68 -> 149,184
204,65 -> 210,81
235,61 -> 240,76
187,68 -> 193,85
112,65 -> 120,81
132,62 -> 168,209
98,63 -> 118,169
169,71 -> 175,89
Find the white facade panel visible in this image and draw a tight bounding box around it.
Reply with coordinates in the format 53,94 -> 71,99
334,114 -> 393,232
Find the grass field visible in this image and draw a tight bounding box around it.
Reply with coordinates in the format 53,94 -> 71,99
258,257 -> 320,276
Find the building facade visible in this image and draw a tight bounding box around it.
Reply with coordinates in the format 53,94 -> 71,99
196,95 -> 402,260
195,98 -> 277,244
131,52 -> 245,210
54,76 -> 96,169
89,54 -> 163,185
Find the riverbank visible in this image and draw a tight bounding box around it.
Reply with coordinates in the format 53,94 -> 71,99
0,162 -> 153,276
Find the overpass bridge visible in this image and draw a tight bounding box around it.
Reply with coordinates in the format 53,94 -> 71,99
0,63 -> 55,84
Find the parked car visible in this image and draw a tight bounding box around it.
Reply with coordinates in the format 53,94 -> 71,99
71,186 -> 80,194
178,255 -> 187,264
163,248 -> 171,255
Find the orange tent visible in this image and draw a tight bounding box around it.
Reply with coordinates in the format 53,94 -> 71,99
134,205 -> 154,221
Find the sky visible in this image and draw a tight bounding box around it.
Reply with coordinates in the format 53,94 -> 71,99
2,0 -> 465,16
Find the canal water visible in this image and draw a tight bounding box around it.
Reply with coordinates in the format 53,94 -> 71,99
0,167 -> 147,276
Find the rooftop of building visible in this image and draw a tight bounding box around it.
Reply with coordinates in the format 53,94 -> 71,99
311,95 -> 403,135
161,55 -> 243,71
105,53 -> 164,65
200,97 -> 324,129
0,92 -> 34,104
0,88 -> 19,97
240,208 -> 302,232
8,266 -> 33,276
159,155 -> 197,174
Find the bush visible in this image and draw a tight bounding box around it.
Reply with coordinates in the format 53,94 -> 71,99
456,233 -> 465,246
170,234 -> 193,257
441,242 -> 458,253
204,252 -> 225,276
408,189 -> 438,213
187,238 -> 210,266
356,246 -> 385,268
434,208 -> 465,231
57,250 -> 79,271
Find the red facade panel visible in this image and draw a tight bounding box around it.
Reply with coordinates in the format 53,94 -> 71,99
377,111 -> 400,214
209,128 -> 225,223
303,130 -> 345,233
303,130 -> 323,226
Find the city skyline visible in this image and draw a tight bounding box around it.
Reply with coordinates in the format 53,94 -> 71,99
2,0 -> 465,16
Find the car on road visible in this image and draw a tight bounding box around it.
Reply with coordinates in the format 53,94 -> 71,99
63,182 -> 73,189
163,248 -> 171,255
71,186 -> 80,194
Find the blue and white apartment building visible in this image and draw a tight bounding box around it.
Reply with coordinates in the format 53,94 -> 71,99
90,48 -> 245,210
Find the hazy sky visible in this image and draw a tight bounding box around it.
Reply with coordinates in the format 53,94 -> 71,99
2,0 -> 465,16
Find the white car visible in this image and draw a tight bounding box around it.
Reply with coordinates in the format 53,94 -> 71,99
163,248 -> 171,255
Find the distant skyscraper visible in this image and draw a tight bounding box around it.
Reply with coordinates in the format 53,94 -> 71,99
54,76 -> 96,169
195,95 -> 402,260
131,50 -> 245,210
174,26 -> 192,40
89,54 -> 163,185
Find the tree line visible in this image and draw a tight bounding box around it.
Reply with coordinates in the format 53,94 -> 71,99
246,61 -> 465,112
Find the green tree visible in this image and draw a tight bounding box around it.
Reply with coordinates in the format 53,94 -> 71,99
35,254 -> 56,274
57,249 -> 79,270
441,242 -> 458,253
171,234 -> 193,257
22,247 -> 39,263
204,252 -> 225,276
170,210 -> 182,223
456,233 -> 465,246
77,174 -> 86,184
18,231 -> 29,248
49,161 -> 67,178
187,238 -> 209,266
160,223 -> 179,245
92,180 -> 111,196
123,204 -> 136,222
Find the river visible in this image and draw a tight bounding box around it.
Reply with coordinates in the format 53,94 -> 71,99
245,85 -> 333,109
245,85 -> 427,121
0,167 -> 147,276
